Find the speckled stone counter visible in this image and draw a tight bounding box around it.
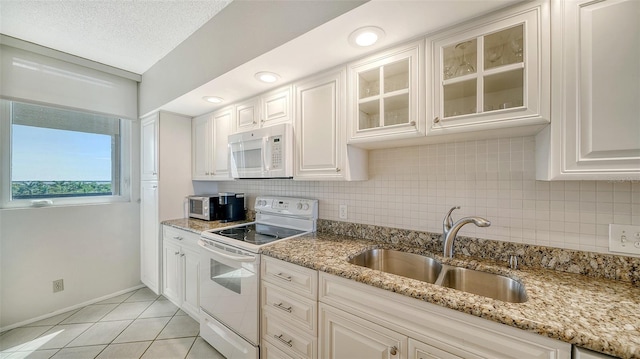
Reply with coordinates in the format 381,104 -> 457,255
261,233 -> 640,358
161,218 -> 250,235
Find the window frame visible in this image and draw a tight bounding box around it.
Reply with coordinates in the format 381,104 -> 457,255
0,99 -> 132,209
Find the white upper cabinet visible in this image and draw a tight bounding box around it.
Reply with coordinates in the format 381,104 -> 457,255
427,0 -> 550,136
262,86 -> 293,127
141,113 -> 159,181
347,40 -> 425,146
233,86 -> 292,133
294,68 -> 367,181
536,0 -> 640,180
235,96 -> 261,133
192,107 -> 233,181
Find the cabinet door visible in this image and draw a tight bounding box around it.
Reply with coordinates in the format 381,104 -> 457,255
192,114 -> 213,179
235,97 -> 261,133
319,303 -> 407,359
162,240 -> 181,306
140,181 -> 159,294
263,86 -> 292,127
408,338 -> 465,359
294,69 -> 344,180
141,114 -> 159,180
211,108 -> 232,179
181,245 -> 200,319
348,40 -> 425,144
428,1 -> 549,135
537,0 -> 640,180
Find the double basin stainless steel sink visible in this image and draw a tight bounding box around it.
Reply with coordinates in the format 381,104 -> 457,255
348,249 -> 527,303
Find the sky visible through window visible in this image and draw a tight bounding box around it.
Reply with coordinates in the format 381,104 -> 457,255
12,125 -> 112,181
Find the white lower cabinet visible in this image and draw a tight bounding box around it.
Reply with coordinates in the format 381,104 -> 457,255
261,257 -> 319,359
161,225 -> 200,320
319,303 -> 407,359
408,338 -> 463,359
259,257 -> 571,359
318,272 -> 571,359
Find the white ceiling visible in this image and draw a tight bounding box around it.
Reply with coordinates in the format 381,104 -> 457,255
0,0 -> 231,74
0,0 -> 521,117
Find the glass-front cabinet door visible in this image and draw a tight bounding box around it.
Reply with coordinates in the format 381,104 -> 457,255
428,1 -> 549,135
348,40 -> 425,145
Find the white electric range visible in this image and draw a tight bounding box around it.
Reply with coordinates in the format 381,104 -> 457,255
197,196 -> 318,359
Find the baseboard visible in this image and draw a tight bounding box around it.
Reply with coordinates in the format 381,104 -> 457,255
0,283 -> 145,333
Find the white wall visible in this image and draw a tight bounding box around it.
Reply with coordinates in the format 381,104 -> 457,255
218,136 -> 640,255
0,202 -> 141,329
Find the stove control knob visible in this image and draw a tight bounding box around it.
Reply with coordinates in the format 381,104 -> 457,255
302,203 -> 310,211
296,203 -> 303,210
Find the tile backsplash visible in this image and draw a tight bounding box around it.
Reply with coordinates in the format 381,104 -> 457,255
215,136 -> 639,255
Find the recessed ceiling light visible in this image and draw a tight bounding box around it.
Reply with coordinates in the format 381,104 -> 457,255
348,26 -> 385,47
255,71 -> 280,83
202,96 -> 223,104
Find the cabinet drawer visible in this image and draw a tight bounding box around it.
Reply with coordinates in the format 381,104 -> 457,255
262,281 -> 317,334
162,226 -> 199,249
261,340 -> 296,359
263,311 -> 317,359
262,256 -> 318,299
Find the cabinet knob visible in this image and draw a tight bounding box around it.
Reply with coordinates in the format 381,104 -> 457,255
336,168 -> 341,173
433,117 -> 440,124
152,185 -> 158,189
152,172 -> 158,175
174,251 -> 180,255
410,121 -> 416,126
173,236 -> 183,241
252,121 -> 257,124
180,253 -> 185,257
390,346 -> 398,356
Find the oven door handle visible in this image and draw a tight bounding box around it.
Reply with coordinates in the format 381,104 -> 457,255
198,239 -> 257,262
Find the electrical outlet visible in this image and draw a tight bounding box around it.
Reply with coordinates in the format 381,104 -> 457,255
339,204 -> 347,219
53,279 -> 64,293
609,224 -> 640,255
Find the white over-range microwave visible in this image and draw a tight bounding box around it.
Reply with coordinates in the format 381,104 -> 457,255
228,123 -> 293,179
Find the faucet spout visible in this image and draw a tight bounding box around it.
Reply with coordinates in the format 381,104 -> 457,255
442,208 -> 490,258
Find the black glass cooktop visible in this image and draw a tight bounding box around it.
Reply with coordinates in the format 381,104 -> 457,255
214,223 -> 306,245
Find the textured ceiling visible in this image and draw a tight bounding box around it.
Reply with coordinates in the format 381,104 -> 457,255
0,0 -> 231,74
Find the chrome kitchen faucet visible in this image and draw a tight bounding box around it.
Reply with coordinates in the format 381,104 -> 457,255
442,206 -> 491,258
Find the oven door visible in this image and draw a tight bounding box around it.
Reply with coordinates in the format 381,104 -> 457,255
198,239 -> 260,345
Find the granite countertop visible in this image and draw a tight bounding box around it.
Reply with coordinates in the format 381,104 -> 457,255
261,233 -> 640,358
161,218 -> 250,235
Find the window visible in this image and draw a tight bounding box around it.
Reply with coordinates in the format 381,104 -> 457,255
1,100 -> 131,207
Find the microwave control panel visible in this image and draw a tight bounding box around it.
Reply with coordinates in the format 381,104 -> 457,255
270,135 -> 282,169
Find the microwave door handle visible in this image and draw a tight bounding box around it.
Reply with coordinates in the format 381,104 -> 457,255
262,137 -> 271,172
198,239 -> 257,262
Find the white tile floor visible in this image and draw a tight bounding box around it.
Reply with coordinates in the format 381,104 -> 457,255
0,287 -> 225,359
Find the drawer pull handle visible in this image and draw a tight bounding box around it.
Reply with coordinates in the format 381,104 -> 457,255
274,272 -> 292,282
273,302 -> 292,313
173,236 -> 183,240
274,334 -> 293,347
390,346 -> 398,356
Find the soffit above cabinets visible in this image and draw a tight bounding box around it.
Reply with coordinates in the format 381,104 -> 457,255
159,0 -> 521,117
